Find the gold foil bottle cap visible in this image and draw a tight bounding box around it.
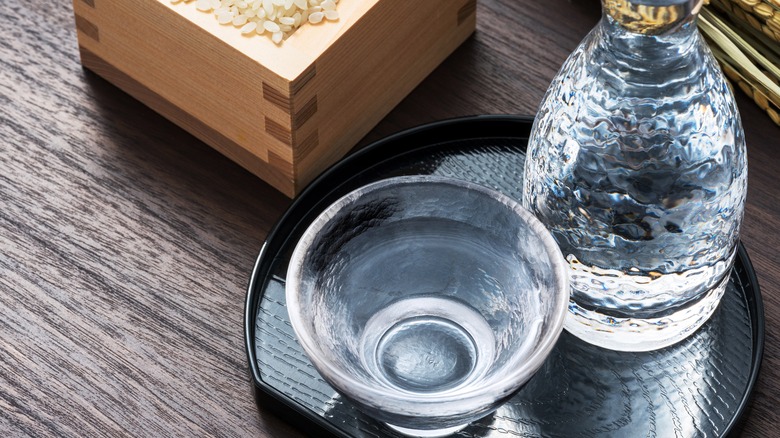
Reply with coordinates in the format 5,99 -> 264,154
603,0 -> 707,34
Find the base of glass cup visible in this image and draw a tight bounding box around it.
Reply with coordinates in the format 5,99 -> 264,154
564,274 -> 729,352
385,422 -> 469,437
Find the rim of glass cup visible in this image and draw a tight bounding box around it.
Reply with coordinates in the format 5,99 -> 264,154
285,175 -> 570,411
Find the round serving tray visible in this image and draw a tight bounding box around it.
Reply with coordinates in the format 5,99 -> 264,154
244,115 -> 764,438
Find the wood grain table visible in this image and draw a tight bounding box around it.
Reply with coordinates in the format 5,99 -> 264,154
1,0 -> 777,436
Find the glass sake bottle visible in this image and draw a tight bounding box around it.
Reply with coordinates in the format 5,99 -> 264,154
522,0 -> 748,351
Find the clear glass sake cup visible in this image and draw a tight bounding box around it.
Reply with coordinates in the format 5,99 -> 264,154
285,175 -> 569,437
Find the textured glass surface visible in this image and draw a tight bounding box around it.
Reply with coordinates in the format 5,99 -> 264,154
522,1 -> 748,351
284,176 -> 569,436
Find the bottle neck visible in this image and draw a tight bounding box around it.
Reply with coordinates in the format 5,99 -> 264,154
599,5 -> 701,64
589,2 -> 708,95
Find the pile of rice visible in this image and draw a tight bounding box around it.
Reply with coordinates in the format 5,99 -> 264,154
171,0 -> 340,44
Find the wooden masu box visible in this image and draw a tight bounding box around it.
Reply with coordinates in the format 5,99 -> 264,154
72,0 -> 477,197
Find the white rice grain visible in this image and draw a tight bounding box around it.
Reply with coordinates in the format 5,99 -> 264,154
196,0 -> 213,11
240,21 -> 258,34
263,20 -> 281,33
324,10 -> 338,20
321,0 -> 335,11
217,11 -> 233,24
307,11 -> 324,24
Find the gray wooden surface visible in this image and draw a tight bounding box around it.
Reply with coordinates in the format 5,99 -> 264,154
2,0 -> 778,436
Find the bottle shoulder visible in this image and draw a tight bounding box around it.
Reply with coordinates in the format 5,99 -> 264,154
553,22 -> 725,99
535,23 -> 744,147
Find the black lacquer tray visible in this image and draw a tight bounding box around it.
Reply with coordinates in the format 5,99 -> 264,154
244,115 -> 764,438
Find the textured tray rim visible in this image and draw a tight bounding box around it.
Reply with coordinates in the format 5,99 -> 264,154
243,114 -> 765,438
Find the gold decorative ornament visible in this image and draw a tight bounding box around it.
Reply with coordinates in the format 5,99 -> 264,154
604,0 -> 707,34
